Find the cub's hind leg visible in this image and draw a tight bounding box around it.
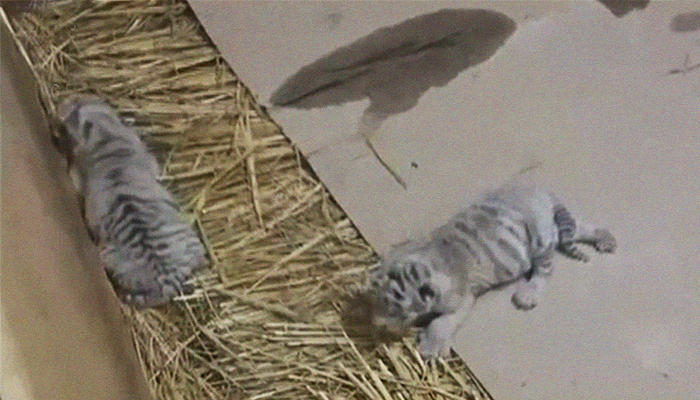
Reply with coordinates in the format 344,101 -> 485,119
570,222 -> 616,253
554,204 -> 616,259
554,205 -> 590,261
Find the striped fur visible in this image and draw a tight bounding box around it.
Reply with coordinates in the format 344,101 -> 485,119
367,184 -> 616,359
57,95 -> 207,307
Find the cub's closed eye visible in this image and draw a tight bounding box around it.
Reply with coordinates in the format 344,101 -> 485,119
418,284 -> 435,301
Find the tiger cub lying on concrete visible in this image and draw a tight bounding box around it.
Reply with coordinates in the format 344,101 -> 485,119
55,95 -> 207,307
366,183 -> 616,359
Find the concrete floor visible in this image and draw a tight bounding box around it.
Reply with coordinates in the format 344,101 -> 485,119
190,1 -> 700,398
1,17 -> 151,400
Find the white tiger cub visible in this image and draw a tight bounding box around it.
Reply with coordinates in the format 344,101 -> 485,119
366,183 -> 616,359
56,95 -> 207,307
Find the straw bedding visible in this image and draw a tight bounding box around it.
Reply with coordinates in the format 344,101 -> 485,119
8,1 -> 491,399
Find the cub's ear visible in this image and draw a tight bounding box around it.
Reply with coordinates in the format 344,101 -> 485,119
43,95 -> 66,151
48,114 -> 79,161
60,106 -> 81,133
50,122 -> 72,153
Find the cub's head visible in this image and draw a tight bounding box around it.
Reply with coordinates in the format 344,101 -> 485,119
367,252 -> 442,336
55,95 -> 126,154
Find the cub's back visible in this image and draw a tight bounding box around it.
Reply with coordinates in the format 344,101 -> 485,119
55,95 -> 207,307
432,184 -> 560,294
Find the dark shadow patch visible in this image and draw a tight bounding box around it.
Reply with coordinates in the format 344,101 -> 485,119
668,54 -> 700,75
670,11 -> 700,33
596,0 -> 650,17
272,8 -> 516,117
413,310 -> 442,328
340,290 -> 404,346
271,8 -> 516,189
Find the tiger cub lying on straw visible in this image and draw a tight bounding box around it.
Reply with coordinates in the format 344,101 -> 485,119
366,183 -> 616,359
56,95 -> 207,307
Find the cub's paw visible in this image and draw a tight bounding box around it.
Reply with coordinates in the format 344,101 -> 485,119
106,266 -> 194,308
511,288 -> 539,311
593,229 -> 617,253
120,281 -> 194,308
121,288 -> 170,308
417,330 -> 450,361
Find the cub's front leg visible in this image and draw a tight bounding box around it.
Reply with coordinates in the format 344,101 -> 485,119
512,255 -> 553,311
418,293 -> 475,360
